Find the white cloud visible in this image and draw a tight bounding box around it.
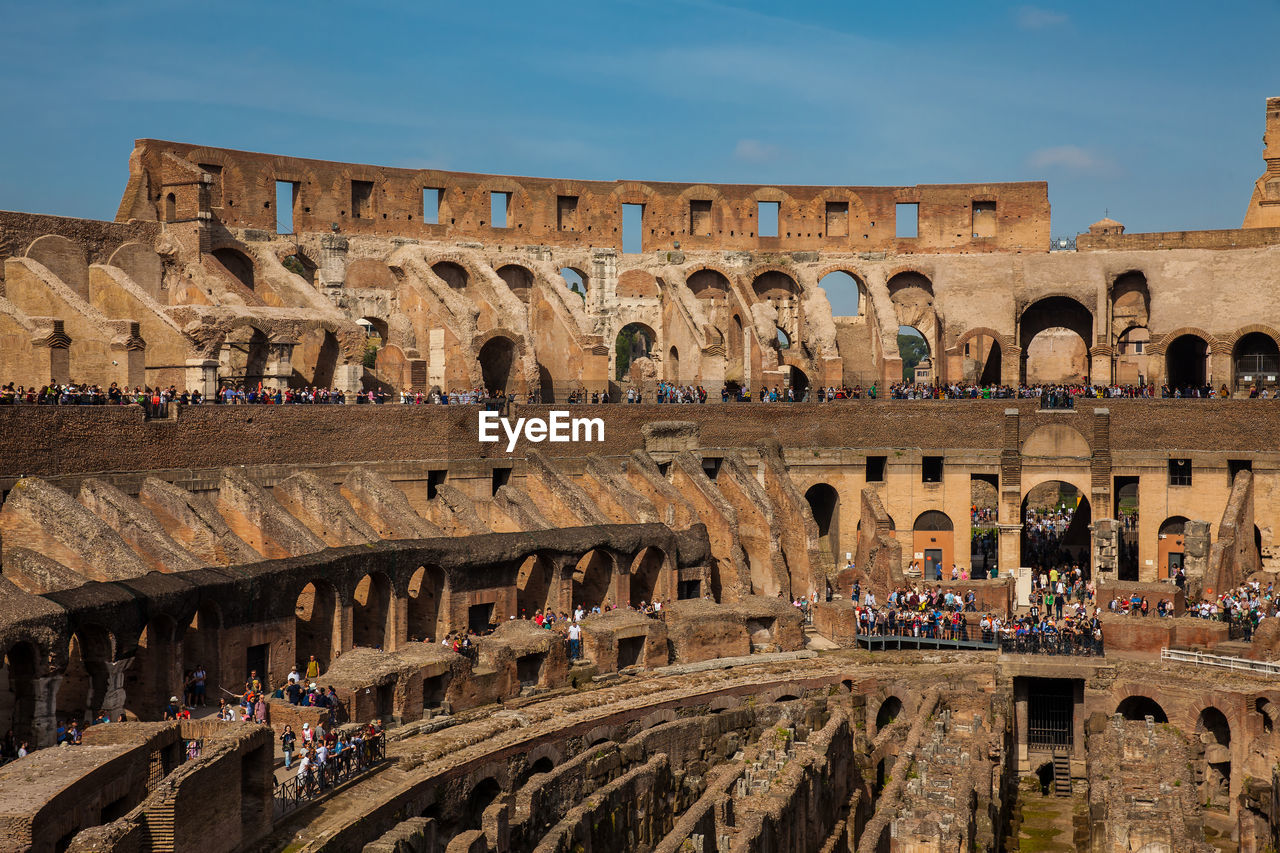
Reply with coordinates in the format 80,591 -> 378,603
1027,145 -> 1111,173
734,139 -> 780,163
1015,5 -> 1069,30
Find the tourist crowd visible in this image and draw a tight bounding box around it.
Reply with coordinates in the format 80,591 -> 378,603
4,379 -> 1271,408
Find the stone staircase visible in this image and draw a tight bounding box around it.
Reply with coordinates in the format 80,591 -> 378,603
1052,752 -> 1072,797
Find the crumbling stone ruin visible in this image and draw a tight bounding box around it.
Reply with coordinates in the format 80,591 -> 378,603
6,99 -> 1280,852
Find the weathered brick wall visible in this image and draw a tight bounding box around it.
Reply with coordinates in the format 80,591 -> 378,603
9,400 -> 1280,484
0,210 -> 160,271
1078,225 -> 1280,251
122,140 -> 1050,254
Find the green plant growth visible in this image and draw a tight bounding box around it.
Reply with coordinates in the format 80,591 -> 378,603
362,341 -> 379,369
615,326 -> 636,381
898,331 -> 929,381
282,255 -> 307,277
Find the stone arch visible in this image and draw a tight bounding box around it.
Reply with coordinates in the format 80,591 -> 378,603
1196,705 -> 1233,808
516,554 -> 554,619
1116,694 -> 1168,722
875,695 -> 904,733
559,267 -> 588,299
1232,329 -> 1280,391
1021,423 -> 1091,458
128,614 -> 181,720
0,641 -> 41,746
760,684 -> 805,703
495,263 -> 535,303
430,260 -> 469,290
57,625 -> 115,726
107,241 -> 164,301
750,267 -> 801,300
295,579 -> 339,674
1146,326 -> 1215,355
474,332 -> 523,396
353,571 -> 394,650
182,602 -> 222,705
686,267 -> 733,300
1019,295 -> 1093,384
210,246 -> 257,291
615,321 -> 659,382
1160,331 -> 1213,390
572,550 -> 614,611
1110,270 -> 1151,335
951,326 -> 1009,385
815,268 -> 866,317
629,546 -> 667,607
804,483 -> 841,565
408,565 -> 447,642
639,708 -> 677,730
26,234 -> 90,300
1021,480 -> 1093,577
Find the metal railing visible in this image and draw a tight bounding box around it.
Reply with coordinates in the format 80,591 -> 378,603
1049,236 -> 1077,252
999,633 -> 1102,656
273,734 -> 387,818
1160,647 -> 1280,675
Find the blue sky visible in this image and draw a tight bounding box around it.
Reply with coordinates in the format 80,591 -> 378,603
2,1 -> 1276,236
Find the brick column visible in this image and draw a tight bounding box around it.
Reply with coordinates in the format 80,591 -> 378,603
998,408 -> 1023,577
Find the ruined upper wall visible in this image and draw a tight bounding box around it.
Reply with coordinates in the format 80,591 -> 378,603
1243,96 -> 1280,229
117,140 -> 1051,254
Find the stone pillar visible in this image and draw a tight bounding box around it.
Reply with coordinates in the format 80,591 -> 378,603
1073,680 -> 1086,763
185,358 -> 219,398
1001,345 -> 1022,386
1093,519 -> 1120,581
1184,520 -> 1212,598
318,233 -> 349,302
999,408 -> 1023,576
263,341 -> 296,391
333,604 -> 353,666
1090,346 -> 1112,386
1209,347 -> 1232,391
1014,678 -> 1029,771
389,596 -> 408,653
101,659 -> 131,721
333,362 -> 362,396
33,674 -> 61,749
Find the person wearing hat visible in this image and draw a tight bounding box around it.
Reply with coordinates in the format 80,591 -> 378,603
301,722 -> 314,747
163,696 -> 180,720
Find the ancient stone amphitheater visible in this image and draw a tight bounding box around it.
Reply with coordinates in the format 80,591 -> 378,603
2,100 -> 1280,853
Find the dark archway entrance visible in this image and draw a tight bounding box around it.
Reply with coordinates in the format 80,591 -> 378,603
1233,332 -> 1280,392
1021,481 -> 1092,578
1166,334 -> 1209,391
478,336 -> 517,397
804,483 -> 840,568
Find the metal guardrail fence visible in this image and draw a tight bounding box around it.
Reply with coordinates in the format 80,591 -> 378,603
1160,647 -> 1280,675
855,625 -> 1102,656
273,735 -> 387,818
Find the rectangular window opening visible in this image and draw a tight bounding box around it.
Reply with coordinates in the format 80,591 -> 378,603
825,201 -> 849,237
971,201 -> 997,238
1168,459 -> 1192,487
557,195 -> 579,231
492,466 -> 512,496
351,180 -> 373,219
922,456 -> 943,483
1228,459 -> 1252,482
702,456 -> 723,481
422,188 -> 441,224
622,203 -> 644,253
274,181 -> 296,234
490,191 -> 511,228
866,455 -> 887,482
757,201 -> 780,238
427,469 -> 447,500
896,203 -> 919,238
690,200 -> 712,236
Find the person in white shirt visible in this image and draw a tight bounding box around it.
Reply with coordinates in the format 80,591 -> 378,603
574,606 -> 585,622
315,743 -> 328,767
297,753 -> 312,782
567,623 -> 582,660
